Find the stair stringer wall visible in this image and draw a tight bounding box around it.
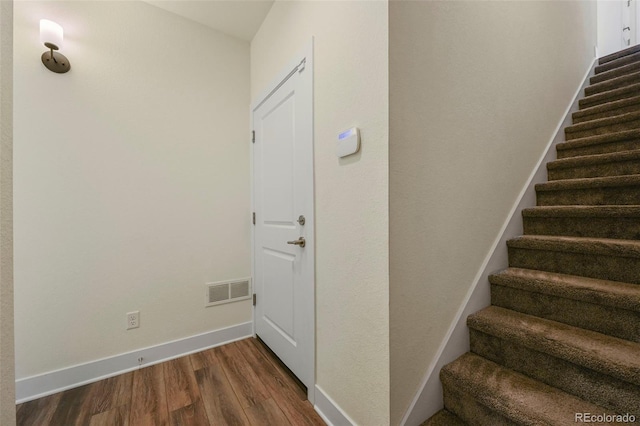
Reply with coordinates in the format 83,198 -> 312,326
401,57 -> 597,426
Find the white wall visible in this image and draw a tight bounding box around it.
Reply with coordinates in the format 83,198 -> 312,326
251,2 -> 389,424
13,1 -> 251,379
1,0 -> 16,423
389,1 -> 597,424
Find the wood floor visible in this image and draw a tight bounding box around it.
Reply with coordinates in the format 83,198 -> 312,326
16,337 -> 326,426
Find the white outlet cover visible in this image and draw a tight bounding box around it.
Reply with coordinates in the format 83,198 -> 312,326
126,311 -> 139,330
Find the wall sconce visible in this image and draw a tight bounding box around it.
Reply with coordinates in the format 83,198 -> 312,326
40,19 -> 70,73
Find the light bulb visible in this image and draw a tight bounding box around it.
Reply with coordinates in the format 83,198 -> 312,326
40,19 -> 63,50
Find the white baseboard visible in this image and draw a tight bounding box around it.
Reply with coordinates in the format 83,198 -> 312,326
314,385 -> 356,426
400,57 -> 598,426
16,321 -> 252,403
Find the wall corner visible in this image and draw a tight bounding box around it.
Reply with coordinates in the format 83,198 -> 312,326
0,0 -> 16,424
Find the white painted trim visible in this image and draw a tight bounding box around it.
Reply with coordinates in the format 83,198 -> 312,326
250,40 -> 313,112
15,321 -> 252,403
250,86 -> 257,342
313,385 -> 356,426
401,57 -> 598,426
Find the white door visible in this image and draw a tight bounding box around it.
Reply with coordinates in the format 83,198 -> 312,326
598,0 -> 639,57
251,47 -> 314,395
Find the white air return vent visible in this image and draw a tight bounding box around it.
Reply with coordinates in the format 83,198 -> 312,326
230,280 -> 250,299
205,278 -> 251,307
208,283 -> 229,304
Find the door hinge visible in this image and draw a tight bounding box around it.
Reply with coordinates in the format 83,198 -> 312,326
252,294 -> 256,306
252,130 -> 255,143
252,212 -> 256,225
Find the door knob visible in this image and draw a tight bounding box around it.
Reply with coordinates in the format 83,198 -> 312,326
287,237 -> 306,248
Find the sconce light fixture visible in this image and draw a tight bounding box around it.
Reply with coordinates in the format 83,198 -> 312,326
40,19 -> 70,73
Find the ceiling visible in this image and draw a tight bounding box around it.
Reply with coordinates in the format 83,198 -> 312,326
142,0 -> 275,41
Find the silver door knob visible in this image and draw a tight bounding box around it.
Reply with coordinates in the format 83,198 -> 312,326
287,237 -> 306,248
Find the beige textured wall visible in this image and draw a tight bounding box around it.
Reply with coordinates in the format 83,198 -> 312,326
0,0 -> 16,423
14,1 -> 251,379
251,2 -> 390,424
389,1 -> 597,424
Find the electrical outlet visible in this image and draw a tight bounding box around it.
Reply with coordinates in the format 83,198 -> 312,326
126,311 -> 139,330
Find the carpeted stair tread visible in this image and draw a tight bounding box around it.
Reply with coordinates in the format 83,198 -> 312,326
585,70 -> 640,96
422,409 -> 466,426
522,205 -> 640,239
595,51 -> 640,75
548,149 -> 640,170
536,173 -> 640,190
490,268 -> 640,342
507,234 -> 640,259
598,44 -> 640,65
534,174 -> 640,206
441,353 -> 615,425
572,95 -> 640,123
490,268 -> 640,312
591,61 -> 640,85
523,204 -> 640,218
467,306 -> 640,385
564,110 -> 640,140
556,128 -> 640,159
546,149 -> 640,179
579,82 -> 640,109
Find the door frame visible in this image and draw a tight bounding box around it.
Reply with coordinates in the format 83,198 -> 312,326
250,40 -> 315,403
623,0 -> 637,47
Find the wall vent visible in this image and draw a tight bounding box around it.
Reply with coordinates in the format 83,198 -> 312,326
205,278 -> 251,307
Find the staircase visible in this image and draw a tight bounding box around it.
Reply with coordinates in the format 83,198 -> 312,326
424,45 -> 640,425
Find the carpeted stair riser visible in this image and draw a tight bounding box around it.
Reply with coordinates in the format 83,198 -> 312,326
523,215 -> 640,239
594,51 -> 640,74
536,185 -> 638,206
573,96 -> 640,123
442,386 -> 517,426
490,284 -> 640,342
556,129 -> 640,159
547,150 -> 640,180
579,83 -> 640,109
585,71 -> 640,97
523,211 -> 640,239
421,410 -> 465,426
440,353 -> 616,425
508,246 -> 640,283
535,177 -> 640,206
507,236 -> 640,284
491,268 -> 640,311
591,61 -> 640,85
469,329 -> 640,417
564,112 -> 640,140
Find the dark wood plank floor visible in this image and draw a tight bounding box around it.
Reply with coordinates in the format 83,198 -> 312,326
16,338 -> 326,426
